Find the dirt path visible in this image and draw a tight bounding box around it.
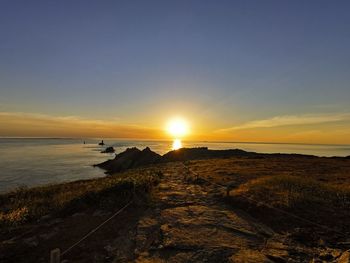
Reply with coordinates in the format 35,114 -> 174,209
129,163 -> 296,263
3,162 -> 341,262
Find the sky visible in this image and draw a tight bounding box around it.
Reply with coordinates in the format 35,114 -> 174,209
1,0 -> 350,143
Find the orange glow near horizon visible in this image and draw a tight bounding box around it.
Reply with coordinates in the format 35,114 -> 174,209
1,112 -> 350,144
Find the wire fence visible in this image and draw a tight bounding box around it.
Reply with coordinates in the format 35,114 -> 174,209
61,199 -> 133,256
181,162 -> 349,239
50,199 -> 133,263
50,162 -> 348,262
50,173 -> 156,262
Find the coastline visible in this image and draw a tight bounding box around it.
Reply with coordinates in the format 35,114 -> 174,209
1,138 -> 350,193
1,147 -> 350,262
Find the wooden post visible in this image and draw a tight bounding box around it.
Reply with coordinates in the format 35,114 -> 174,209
50,248 -> 60,263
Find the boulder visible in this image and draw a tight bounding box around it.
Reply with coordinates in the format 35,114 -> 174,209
101,147 -> 115,153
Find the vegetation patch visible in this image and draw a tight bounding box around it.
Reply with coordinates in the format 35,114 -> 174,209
234,175 -> 350,209
0,168 -> 162,228
227,175 -> 350,240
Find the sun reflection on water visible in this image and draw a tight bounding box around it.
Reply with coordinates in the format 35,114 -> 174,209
172,139 -> 182,150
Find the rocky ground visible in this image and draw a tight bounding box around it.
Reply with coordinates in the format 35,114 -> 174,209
129,162 -> 349,263
1,160 -> 349,262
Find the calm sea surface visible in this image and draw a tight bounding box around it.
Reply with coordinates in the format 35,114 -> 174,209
0,138 -> 349,193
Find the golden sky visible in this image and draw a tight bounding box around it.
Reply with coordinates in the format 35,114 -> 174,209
1,111 -> 350,144
2,2 -> 350,145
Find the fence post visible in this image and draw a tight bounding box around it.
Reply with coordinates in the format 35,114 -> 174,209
50,248 -> 60,263
226,186 -> 230,197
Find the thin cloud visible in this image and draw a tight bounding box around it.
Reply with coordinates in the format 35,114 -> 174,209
0,111 -> 161,138
216,113 -> 350,133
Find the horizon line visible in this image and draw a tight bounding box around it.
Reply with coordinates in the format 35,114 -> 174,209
1,136 -> 349,147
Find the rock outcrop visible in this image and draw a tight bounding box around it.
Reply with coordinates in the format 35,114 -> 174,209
94,147 -> 161,174
161,147 -> 257,162
95,147 -> 258,174
94,146 -> 327,175
101,147 -> 115,153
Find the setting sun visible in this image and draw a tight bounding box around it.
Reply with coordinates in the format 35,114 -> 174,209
166,118 -> 189,138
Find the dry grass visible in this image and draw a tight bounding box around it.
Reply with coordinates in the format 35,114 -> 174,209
0,168 -> 162,228
227,174 -> 350,239
187,155 -> 350,187
187,156 -> 350,236
233,175 -> 350,210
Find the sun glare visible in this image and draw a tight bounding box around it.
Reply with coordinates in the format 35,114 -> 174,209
166,118 -> 189,138
172,139 -> 182,150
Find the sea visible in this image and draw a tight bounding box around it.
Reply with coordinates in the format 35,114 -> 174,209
0,138 -> 349,193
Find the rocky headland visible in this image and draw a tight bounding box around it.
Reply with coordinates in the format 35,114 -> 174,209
1,147 -> 350,262
94,146 -> 317,175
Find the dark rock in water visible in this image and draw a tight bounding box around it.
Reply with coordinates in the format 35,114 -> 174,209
94,147 -> 161,174
101,147 -> 115,153
98,140 -> 105,146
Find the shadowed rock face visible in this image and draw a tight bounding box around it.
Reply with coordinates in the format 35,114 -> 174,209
94,147 -> 161,174
161,147 -> 257,162
95,147 -> 258,174
95,146 -> 324,175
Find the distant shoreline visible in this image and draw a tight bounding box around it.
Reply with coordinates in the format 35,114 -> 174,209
1,141 -> 349,193
1,137 -> 349,147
